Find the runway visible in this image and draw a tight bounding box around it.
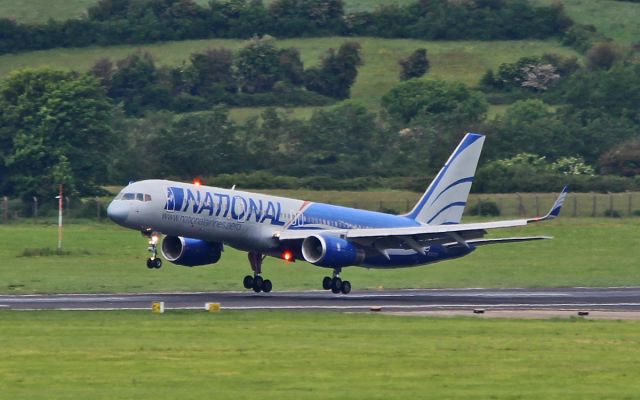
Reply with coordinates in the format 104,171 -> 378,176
1,287 -> 640,312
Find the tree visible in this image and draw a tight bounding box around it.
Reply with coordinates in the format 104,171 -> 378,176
0,68 -> 115,199
586,42 -> 621,70
189,47 -> 237,99
488,99 -> 571,160
381,78 -> 488,126
235,36 -> 304,93
89,57 -> 115,90
304,41 -> 362,99
599,138 -> 640,177
292,102 -> 382,175
156,108 -> 239,177
109,51 -> 172,115
399,48 -> 430,81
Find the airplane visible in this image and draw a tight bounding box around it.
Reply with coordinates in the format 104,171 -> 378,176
107,133 -> 567,294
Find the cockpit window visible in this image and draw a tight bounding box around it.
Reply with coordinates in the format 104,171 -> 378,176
136,193 -> 144,201
122,193 -> 136,200
144,194 -> 152,202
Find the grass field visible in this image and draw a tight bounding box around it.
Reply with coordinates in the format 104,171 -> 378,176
1,310 -> 639,399
0,217 -> 638,294
0,37 -> 578,111
534,0 -> 640,45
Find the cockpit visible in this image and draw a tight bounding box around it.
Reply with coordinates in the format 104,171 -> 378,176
114,192 -> 152,202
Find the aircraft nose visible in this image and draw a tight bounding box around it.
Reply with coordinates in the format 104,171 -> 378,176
107,201 -> 129,225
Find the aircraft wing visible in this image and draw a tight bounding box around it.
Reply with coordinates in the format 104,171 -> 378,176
275,186 -> 567,246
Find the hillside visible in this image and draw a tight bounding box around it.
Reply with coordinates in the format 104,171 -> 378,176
0,37 -> 577,111
2,0 -> 638,45
533,0 -> 640,44
0,0 -> 414,23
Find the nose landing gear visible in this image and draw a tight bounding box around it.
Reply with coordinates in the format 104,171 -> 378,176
143,229 -> 162,269
243,252 -> 272,293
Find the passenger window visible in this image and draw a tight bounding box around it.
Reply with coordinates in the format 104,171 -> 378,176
144,194 -> 152,202
136,193 -> 144,201
122,193 -> 135,200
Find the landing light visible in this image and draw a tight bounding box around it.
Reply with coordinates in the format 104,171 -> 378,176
193,178 -> 202,186
282,250 -> 294,262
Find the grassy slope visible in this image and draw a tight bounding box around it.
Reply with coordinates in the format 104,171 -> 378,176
1,311 -> 640,399
534,0 -> 640,45
0,37 -> 577,110
0,218 -> 638,294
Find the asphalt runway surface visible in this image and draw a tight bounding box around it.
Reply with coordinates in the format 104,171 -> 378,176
1,287 -> 640,312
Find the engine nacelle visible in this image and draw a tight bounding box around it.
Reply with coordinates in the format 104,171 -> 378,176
161,236 -> 223,267
301,234 -> 365,268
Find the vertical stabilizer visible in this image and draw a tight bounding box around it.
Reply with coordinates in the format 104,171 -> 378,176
404,133 -> 485,225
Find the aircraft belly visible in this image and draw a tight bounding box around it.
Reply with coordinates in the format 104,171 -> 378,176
361,245 -> 474,269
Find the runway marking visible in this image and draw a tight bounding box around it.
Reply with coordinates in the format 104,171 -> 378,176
3,286 -> 639,298
8,303 -> 640,311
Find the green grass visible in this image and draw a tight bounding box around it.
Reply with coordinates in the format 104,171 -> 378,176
0,217 -> 638,294
534,0 -> 640,45
0,37 -> 578,110
1,311 -> 640,399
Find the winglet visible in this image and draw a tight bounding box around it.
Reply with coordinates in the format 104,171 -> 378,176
528,186 -> 568,223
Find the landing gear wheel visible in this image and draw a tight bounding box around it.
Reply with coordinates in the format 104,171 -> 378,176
331,277 -> 343,294
153,258 -> 162,269
146,258 -> 154,269
253,275 -> 264,293
322,276 -> 332,290
243,275 -> 254,289
341,280 -> 351,294
262,279 -> 273,293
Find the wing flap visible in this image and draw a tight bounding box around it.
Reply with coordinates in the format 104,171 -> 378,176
465,236 -> 553,246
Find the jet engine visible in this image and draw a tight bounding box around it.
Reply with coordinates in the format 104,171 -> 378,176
301,234 -> 365,267
161,236 -> 223,267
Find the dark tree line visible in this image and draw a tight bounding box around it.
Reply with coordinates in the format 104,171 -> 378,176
0,0 -> 571,55
89,38 -> 362,115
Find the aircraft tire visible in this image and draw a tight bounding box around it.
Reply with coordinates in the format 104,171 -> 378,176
322,276 -> 332,290
341,281 -> 351,295
154,258 -> 162,269
146,258 -> 154,269
331,277 -> 342,294
253,276 -> 264,293
262,279 -> 273,293
243,275 -> 254,289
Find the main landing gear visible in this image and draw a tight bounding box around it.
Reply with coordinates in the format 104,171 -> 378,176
243,252 -> 272,293
322,268 -> 351,294
143,229 -> 162,269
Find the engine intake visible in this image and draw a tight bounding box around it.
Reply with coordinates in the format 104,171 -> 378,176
161,236 -> 223,267
301,234 -> 365,267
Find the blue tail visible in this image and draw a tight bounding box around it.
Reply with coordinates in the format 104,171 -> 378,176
404,133 -> 485,225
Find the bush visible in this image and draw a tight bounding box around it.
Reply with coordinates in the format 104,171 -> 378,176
468,201 -> 501,216
603,209 -> 621,218
633,210 -> 640,217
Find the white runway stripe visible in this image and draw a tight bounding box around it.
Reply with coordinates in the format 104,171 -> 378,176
9,303 -> 640,311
